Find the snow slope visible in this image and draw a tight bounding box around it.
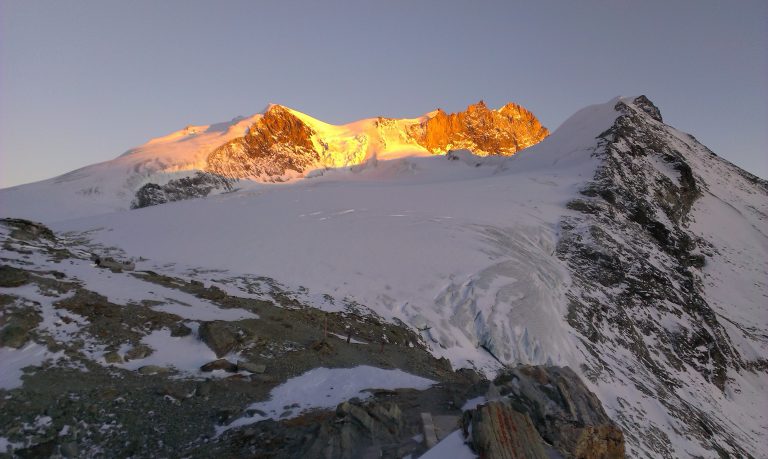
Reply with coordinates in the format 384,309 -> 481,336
0,115 -> 259,221
1,96 -> 765,457
43,100 -> 615,375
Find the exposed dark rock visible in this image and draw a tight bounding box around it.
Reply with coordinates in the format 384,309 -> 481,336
229,399 -> 410,459
494,366 -> 624,458
0,306 -> 41,349
632,95 -> 662,122
124,344 -> 153,361
1,218 -> 56,242
131,171 -> 234,209
201,359 -> 238,373
198,321 -> 239,357
557,95 -> 764,456
103,351 -> 123,364
59,441 -> 79,458
462,401 -> 548,459
0,322 -> 33,348
93,256 -> 135,272
0,264 -> 31,287
169,322 -> 192,337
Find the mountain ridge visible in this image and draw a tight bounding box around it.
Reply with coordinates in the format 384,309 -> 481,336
205,100 -> 548,179
0,101 -> 549,219
0,96 -> 765,458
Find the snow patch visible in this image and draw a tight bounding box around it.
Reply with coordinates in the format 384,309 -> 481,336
221,366 -> 435,433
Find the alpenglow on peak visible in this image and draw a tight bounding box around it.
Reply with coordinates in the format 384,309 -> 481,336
205,101 -> 549,179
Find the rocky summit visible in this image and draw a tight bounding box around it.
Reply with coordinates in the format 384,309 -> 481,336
409,101 -> 548,156
206,101 -> 549,180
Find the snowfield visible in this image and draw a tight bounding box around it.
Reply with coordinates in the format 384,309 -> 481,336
1,96 -> 766,458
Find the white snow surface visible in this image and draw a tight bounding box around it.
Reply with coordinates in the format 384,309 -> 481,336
222,365 -> 435,433
419,429 -> 477,459
0,115 -> 261,221
35,100 -> 616,375
116,326 -> 218,374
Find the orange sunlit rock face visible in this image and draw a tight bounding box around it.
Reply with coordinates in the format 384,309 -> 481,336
206,105 -> 320,179
409,101 -> 549,156
205,101 -> 549,179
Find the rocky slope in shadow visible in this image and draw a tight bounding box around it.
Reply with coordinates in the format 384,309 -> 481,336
558,96 -> 768,457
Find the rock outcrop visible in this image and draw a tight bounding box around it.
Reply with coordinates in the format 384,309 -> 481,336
131,171 -> 233,209
408,101 -> 549,156
461,365 -> 624,459
557,96 -> 768,457
206,105 -> 322,179
462,401 -> 549,459
203,101 -> 548,180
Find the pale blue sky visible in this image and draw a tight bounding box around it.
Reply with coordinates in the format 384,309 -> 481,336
1,0 -> 766,187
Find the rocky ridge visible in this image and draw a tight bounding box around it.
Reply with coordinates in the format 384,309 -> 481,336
558,96 -> 768,457
205,101 -> 549,180
409,101 -> 548,156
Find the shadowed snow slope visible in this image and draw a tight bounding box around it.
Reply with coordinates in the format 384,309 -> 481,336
2,96 -> 765,458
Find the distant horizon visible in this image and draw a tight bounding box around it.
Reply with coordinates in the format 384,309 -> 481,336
2,0 -> 766,186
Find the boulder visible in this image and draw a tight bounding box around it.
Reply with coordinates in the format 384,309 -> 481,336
198,321 -> 238,357
59,442 -> 79,458
94,257 -> 135,272
0,323 -> 31,348
124,344 -> 153,361
103,351 -> 123,364
201,359 -> 238,372
169,322 -> 192,337
0,312 -> 40,348
494,365 -> 625,458
461,401 -> 549,459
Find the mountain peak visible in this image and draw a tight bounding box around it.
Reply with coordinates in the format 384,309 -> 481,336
466,100 -> 488,112
410,101 -> 549,156
629,95 -> 663,122
205,101 -> 549,179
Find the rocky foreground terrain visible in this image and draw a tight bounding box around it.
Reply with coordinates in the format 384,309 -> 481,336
0,218 -> 622,458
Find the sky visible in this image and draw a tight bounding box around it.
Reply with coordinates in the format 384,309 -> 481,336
1,0 -> 766,187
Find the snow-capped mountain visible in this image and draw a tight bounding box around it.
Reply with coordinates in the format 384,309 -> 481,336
0,101 -> 547,221
0,96 -> 765,458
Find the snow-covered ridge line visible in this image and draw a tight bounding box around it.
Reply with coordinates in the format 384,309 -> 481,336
557,96 -> 768,457
0,100 -> 548,222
